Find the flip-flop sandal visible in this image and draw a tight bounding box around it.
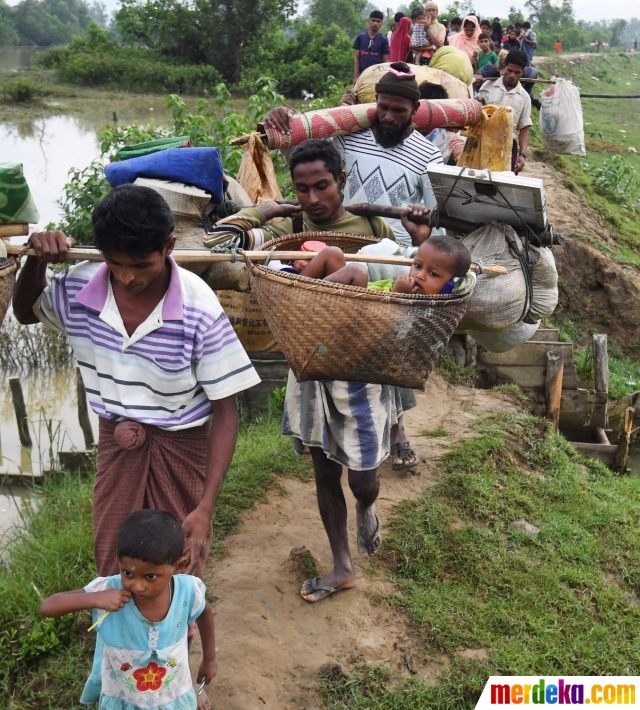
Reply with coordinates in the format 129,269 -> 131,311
391,441 -> 419,471
301,577 -> 348,603
357,513 -> 381,556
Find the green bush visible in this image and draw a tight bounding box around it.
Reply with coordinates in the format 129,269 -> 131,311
36,22 -> 222,94
1,78 -> 45,103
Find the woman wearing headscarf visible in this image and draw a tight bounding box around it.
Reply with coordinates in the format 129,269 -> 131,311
449,14 -> 481,66
422,1 -> 446,64
491,17 -> 503,49
390,15 -> 412,63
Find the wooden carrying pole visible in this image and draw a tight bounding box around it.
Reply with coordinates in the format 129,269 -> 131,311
5,245 -> 508,276
9,376 -> 32,447
545,351 -> 564,432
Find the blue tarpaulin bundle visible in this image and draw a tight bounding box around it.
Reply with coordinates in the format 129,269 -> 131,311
104,147 -> 224,203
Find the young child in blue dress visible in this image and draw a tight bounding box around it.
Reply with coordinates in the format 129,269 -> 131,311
40,510 -> 217,710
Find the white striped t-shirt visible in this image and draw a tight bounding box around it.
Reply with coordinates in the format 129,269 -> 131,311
334,128 -> 443,245
34,258 -> 261,430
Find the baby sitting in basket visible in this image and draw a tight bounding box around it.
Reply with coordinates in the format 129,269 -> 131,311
268,234 -> 473,296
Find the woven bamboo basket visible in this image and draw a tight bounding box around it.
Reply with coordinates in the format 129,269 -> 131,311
0,257 -> 18,327
247,232 -> 471,390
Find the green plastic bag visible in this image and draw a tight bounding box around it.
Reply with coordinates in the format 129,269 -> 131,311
115,136 -> 191,161
0,162 -> 40,224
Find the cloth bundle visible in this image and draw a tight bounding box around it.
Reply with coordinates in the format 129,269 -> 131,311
354,62 -> 471,103
429,46 -> 475,85
104,147 -> 225,203
260,99 -> 483,149
457,222 -> 558,332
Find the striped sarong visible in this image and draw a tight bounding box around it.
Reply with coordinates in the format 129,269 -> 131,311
93,418 -> 211,578
282,370 -> 402,471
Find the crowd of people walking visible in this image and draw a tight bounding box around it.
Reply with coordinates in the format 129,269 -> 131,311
361,5 -> 540,73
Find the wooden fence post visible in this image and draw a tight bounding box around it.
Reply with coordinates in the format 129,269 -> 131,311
592,334 -> 609,395
545,351 -> 564,432
9,376 -> 32,447
615,406 -> 636,472
76,368 -> 94,449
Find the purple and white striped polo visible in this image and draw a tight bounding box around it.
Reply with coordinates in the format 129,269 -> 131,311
34,257 -> 261,430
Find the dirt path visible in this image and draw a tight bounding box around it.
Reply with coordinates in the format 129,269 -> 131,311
189,376 -> 518,709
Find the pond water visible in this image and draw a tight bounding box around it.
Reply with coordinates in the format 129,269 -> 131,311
1,99 -> 172,228
0,358 -> 100,535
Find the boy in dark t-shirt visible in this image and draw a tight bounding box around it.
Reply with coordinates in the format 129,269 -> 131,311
353,10 -> 390,82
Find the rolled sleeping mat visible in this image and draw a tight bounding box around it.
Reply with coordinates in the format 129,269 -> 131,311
260,99 -> 484,150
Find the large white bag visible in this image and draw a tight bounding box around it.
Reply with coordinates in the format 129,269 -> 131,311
539,79 -> 585,156
458,222 -> 558,333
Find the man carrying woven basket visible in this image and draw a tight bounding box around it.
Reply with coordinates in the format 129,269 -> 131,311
207,139 -> 434,602
263,62 -> 445,474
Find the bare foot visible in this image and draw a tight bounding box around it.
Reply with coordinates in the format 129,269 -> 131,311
194,680 -> 212,710
356,502 -> 381,556
197,691 -> 212,710
300,569 -> 357,603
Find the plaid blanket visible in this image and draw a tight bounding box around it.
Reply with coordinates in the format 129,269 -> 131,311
282,370 -> 403,470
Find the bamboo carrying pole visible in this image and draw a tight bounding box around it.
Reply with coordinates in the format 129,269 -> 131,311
0,224 -> 29,238
9,376 -> 32,447
76,367 -> 94,449
5,245 -> 508,276
545,351 -> 564,432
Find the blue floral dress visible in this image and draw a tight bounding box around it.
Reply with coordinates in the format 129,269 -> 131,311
80,574 -> 206,709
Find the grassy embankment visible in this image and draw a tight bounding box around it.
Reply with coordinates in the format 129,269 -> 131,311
320,412 -> 640,708
530,53 -> 640,397
0,416 -> 309,709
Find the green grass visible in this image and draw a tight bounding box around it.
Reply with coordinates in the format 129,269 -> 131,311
0,414 -> 309,708
320,413 -> 640,708
421,428 -> 449,438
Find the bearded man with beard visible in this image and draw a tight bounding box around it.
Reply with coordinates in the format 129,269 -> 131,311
264,62 -> 444,249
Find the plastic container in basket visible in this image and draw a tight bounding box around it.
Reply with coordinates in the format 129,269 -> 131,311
0,257 -> 18,328
246,232 -> 471,390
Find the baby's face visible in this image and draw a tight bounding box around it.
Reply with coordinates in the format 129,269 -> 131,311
409,243 -> 455,295
415,13 -> 426,22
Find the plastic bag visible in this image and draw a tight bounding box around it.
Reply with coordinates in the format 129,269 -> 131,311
428,46 -> 474,86
353,62 -> 470,104
236,133 -> 283,205
539,79 -> 585,156
457,105 -> 514,172
0,162 -> 40,224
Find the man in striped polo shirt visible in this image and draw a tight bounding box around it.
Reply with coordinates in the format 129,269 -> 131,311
13,185 -> 261,578
264,62 -> 443,471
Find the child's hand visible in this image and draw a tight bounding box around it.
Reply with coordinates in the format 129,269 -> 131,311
93,589 -> 132,612
392,275 -> 418,294
197,658 -> 218,685
293,259 -> 310,273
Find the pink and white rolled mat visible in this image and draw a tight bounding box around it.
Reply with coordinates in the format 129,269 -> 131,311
260,98 -> 483,149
